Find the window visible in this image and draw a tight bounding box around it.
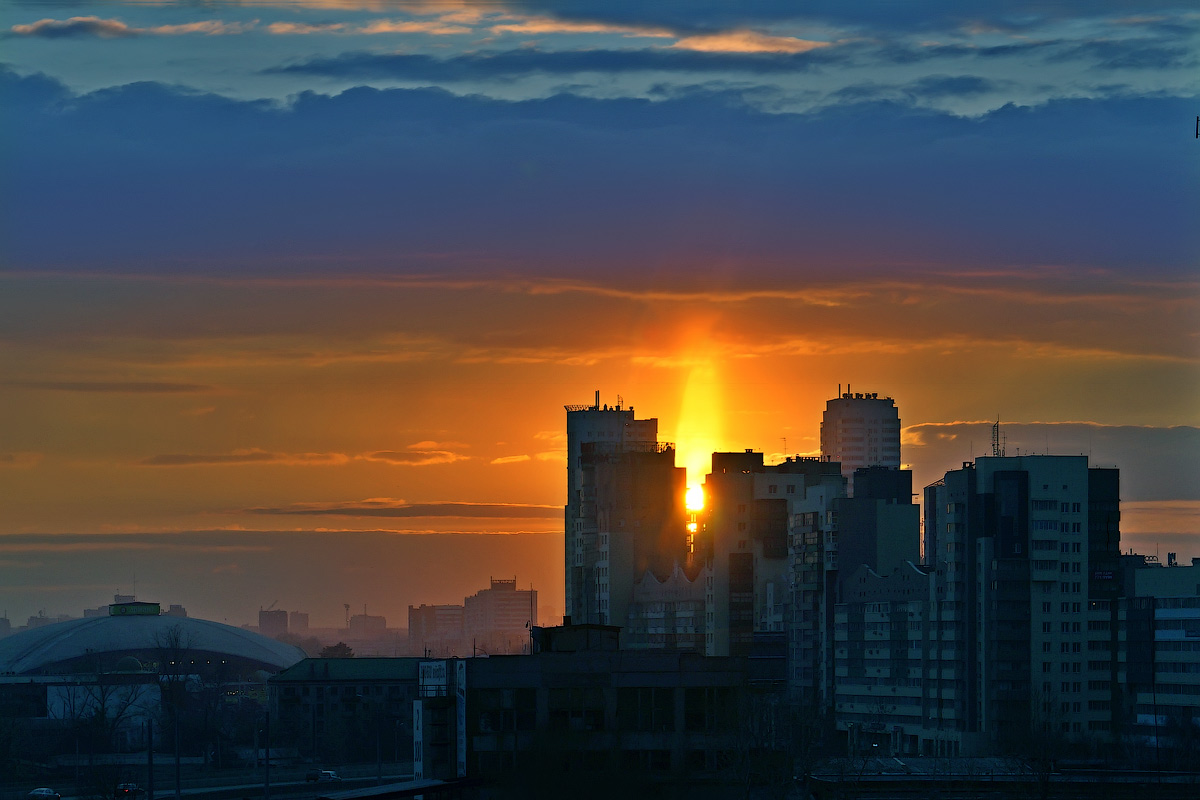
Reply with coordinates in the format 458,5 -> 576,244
768,485 -> 778,494
786,485 -> 795,494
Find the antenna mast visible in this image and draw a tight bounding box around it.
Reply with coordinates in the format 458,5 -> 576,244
991,418 -> 1005,457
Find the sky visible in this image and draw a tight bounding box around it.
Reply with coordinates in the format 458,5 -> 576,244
1,0 -> 1197,629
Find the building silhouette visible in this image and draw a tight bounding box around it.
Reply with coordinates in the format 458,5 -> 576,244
564,393 -> 660,624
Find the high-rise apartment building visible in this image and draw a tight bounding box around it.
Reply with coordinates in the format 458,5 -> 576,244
919,454 -> 1121,753
698,452 -> 844,657
1120,554 -> 1200,768
791,466 -> 919,708
564,392 -> 671,624
820,391 -> 901,495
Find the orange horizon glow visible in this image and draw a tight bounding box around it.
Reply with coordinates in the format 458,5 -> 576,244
685,484 -> 705,511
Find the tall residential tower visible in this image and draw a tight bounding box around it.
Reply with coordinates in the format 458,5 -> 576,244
564,393 -> 666,624
820,390 -> 901,495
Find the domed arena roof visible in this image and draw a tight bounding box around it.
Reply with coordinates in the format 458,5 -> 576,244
0,612 -> 305,676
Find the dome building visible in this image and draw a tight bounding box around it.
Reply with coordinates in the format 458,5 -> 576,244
0,602 -> 305,758
0,602 -> 304,678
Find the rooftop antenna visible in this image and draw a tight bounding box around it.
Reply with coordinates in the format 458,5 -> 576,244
991,418 -> 1005,457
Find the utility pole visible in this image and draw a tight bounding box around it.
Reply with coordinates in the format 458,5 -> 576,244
146,718 -> 154,800
263,711 -> 271,800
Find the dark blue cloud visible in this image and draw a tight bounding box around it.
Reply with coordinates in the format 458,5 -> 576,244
1,65 -> 1196,278
1049,39 -> 1196,70
269,46 -> 834,81
833,75 -> 1002,102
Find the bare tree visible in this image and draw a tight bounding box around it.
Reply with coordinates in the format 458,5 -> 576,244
53,680 -> 150,753
154,625 -> 197,800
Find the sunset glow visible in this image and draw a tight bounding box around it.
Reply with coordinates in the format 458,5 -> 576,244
0,0 -> 1194,630
685,485 -> 705,512
673,356 -> 726,493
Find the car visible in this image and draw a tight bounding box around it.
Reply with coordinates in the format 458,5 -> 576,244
305,770 -> 341,783
116,784 -> 145,798
29,790 -> 60,800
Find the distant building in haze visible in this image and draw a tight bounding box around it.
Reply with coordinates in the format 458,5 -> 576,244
259,607 -> 288,637
409,603 -> 465,655
288,610 -> 308,632
464,578 -> 537,655
349,612 -> 386,638
820,389 -> 901,495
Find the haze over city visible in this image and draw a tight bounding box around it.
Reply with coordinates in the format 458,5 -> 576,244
1,0 -> 1196,630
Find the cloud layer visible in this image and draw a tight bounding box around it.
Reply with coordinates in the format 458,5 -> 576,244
3,67 -> 1195,275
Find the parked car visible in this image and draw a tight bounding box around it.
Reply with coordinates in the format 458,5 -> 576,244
305,770 -> 341,783
29,790 -> 61,800
116,784 -> 145,798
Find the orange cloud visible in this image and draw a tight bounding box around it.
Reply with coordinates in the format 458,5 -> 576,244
491,454 -> 532,465
141,449 -> 351,466
672,29 -> 830,54
361,450 -> 471,466
360,19 -> 472,35
266,21 -> 347,34
490,17 -> 671,38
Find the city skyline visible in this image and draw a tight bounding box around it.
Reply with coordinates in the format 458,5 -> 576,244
1,0 -> 1196,628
